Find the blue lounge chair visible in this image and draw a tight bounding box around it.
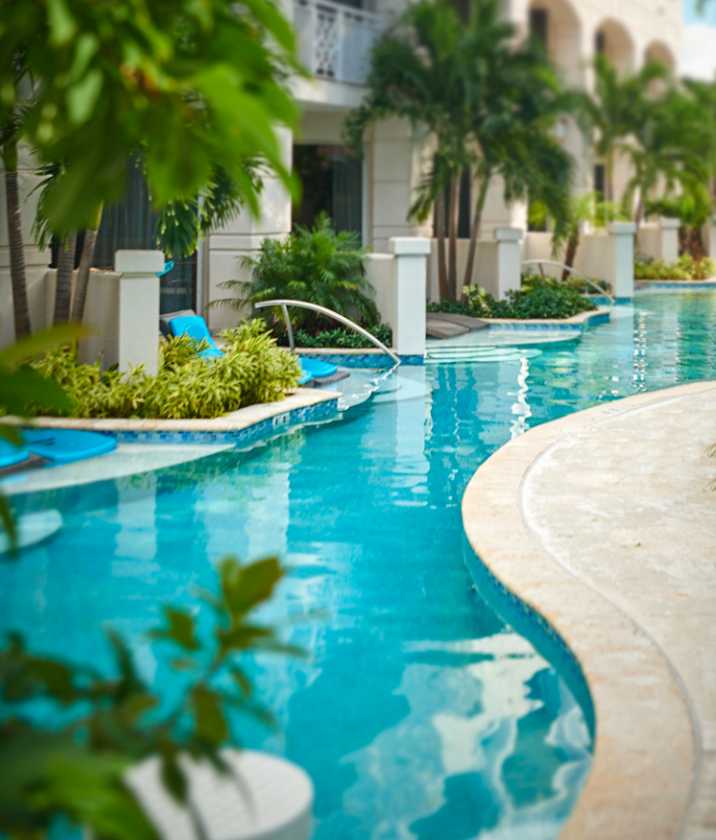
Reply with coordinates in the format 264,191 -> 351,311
167,314 -> 224,359
20,429 -> 117,465
163,312 -> 339,385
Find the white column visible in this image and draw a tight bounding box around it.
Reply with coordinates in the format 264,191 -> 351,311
703,216 -> 716,259
659,217 -> 680,264
389,236 -> 429,357
494,227 -> 522,300
114,250 -> 164,375
607,222 -> 636,300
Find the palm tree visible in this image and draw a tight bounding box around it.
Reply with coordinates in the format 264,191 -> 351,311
578,56 -> 668,205
349,0 -> 572,300
1,55 -> 31,338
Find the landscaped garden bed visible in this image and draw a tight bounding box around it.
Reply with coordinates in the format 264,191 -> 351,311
428,276 -> 598,321
28,321 -> 300,420
635,255 -> 716,281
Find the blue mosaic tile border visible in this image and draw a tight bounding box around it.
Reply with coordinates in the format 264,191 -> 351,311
461,535 -> 596,740
299,352 -> 424,369
109,397 -> 340,445
636,281 -> 716,289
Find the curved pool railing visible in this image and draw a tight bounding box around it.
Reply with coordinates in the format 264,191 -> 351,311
522,259 -> 615,305
253,299 -> 401,367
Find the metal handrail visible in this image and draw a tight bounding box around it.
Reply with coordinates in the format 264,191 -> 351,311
254,299 -> 401,366
521,259 -> 615,305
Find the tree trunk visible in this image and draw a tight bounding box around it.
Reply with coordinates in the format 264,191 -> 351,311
71,204 -> 102,323
447,175 -> 459,300
3,143 -> 31,338
605,151 -> 615,205
435,191 -> 448,301
54,234 -> 77,324
562,228 -> 581,281
463,176 -> 490,289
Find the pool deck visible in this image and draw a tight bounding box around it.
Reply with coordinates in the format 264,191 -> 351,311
462,380 -> 716,839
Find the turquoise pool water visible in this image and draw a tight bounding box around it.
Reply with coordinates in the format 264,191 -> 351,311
3,291 -> 716,839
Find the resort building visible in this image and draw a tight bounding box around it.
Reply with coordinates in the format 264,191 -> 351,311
0,0 -> 687,339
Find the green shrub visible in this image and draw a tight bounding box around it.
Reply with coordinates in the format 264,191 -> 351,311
430,277 -> 597,320
214,214 -> 380,336
293,324 -> 392,349
635,255 -> 716,280
30,321 -> 301,420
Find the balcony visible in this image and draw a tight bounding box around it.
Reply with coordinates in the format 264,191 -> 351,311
294,0 -> 385,86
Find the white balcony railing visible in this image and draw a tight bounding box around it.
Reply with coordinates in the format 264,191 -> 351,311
294,0 -> 384,86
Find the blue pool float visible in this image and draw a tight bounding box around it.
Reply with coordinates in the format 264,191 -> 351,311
20,428 -> 116,464
298,356 -> 338,380
0,438 -> 31,470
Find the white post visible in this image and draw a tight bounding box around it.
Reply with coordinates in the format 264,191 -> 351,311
659,217 -> 680,263
494,227 -> 522,300
703,216 -> 716,259
389,236 -> 429,357
607,222 -> 636,300
114,250 -> 164,375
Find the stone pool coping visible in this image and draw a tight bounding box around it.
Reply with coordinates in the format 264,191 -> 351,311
1,388 -> 341,444
461,380 -> 716,839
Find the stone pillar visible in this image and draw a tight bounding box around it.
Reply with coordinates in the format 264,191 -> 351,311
703,216 -> 716,259
659,217 -> 680,264
494,227 -> 522,299
389,236 -> 429,357
114,250 -> 164,375
367,119 -> 433,253
607,222 -> 636,301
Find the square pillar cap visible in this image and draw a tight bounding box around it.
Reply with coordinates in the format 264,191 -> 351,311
608,222 -> 636,235
659,217 -> 681,230
493,227 -> 522,242
389,237 -> 431,256
115,250 -> 165,273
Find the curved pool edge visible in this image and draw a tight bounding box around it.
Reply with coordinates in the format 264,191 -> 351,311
0,388 -> 341,446
460,380 -> 716,839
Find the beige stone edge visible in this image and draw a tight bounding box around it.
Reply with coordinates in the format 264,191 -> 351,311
481,306 -> 610,328
0,388 -> 340,433
461,379 -> 716,840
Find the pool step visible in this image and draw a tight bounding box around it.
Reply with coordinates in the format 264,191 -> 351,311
426,346 -> 542,364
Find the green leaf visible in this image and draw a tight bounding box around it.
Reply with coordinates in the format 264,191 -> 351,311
68,69 -> 103,124
191,685 -> 229,745
218,556 -> 283,618
47,0 -> 77,45
149,607 -> 199,652
0,325 -> 88,368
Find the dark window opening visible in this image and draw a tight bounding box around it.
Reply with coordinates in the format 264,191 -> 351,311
595,31 -> 606,54
529,8 -> 549,48
594,163 -> 606,201
293,145 -> 363,237
93,164 -> 196,314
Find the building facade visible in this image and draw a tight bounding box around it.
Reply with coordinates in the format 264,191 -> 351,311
0,0 -> 685,341
204,0 -> 683,326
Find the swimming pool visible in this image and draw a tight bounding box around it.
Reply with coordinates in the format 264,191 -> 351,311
3,290 -> 716,839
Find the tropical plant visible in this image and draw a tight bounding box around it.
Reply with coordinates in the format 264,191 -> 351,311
0,0 -> 300,237
430,277 -> 596,320
635,255 -> 716,280
0,554 -> 301,840
577,55 -> 668,205
0,53 -> 32,339
217,214 -> 379,334
294,324 -> 392,349
29,321 -> 301,420
347,0 -> 573,301
619,87 -> 708,229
